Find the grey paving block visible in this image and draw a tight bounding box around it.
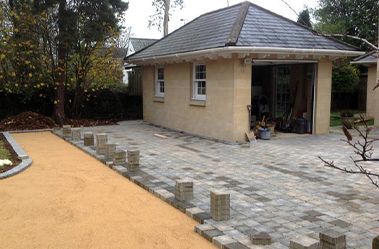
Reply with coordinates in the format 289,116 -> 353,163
319,229 -> 346,249
71,128 -> 81,141
213,235 -> 237,249
223,242 -> 250,249
195,224 -> 215,234
83,132 -> 94,146
113,149 -> 126,165
203,229 -> 224,242
250,231 -> 272,245
62,125 -> 71,138
175,179 -> 194,201
290,236 -> 320,249
95,133 -> 108,155
193,212 -> 212,224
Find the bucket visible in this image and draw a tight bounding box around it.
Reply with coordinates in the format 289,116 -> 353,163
258,128 -> 271,140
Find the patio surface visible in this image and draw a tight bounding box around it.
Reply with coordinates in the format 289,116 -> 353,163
83,121 -> 379,248
0,132 -> 215,249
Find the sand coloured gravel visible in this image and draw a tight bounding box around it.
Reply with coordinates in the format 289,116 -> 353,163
0,132 -> 215,249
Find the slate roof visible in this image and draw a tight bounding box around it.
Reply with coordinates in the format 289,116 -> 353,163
129,38 -> 158,53
351,50 -> 378,64
112,48 -> 128,59
97,47 -> 127,59
127,1 -> 358,61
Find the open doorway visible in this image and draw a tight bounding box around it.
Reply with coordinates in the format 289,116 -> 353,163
251,62 -> 316,134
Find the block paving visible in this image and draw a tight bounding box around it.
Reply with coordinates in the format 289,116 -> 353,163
57,121 -> 379,248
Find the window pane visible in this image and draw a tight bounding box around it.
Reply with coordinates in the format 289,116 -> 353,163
195,65 -> 206,79
157,68 -> 164,80
201,81 -> 206,94
160,81 -> 164,93
195,81 -> 206,95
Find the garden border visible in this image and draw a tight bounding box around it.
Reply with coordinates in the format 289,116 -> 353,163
0,132 -> 32,179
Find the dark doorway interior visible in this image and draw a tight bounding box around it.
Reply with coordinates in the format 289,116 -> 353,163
251,63 -> 316,134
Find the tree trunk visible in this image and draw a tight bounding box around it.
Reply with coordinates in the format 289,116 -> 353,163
54,0 -> 67,125
72,76 -> 84,118
163,0 -> 170,36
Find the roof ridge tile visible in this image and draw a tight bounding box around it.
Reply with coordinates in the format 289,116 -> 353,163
225,1 -> 250,46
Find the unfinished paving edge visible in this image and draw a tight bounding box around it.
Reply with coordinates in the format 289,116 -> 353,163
52,129 -> 244,248
54,129 -> 356,249
0,132 -> 33,179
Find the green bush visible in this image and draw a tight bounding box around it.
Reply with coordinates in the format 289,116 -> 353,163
332,61 -> 360,93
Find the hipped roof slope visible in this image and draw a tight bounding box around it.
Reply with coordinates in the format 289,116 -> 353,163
127,1 -> 359,60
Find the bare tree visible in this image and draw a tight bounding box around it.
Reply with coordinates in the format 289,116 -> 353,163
115,27 -> 132,48
148,0 -> 183,37
319,117 -> 379,188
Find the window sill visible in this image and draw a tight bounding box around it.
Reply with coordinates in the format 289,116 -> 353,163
153,97 -> 164,103
190,99 -> 206,107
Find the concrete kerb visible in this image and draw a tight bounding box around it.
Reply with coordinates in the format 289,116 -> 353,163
0,132 -> 33,179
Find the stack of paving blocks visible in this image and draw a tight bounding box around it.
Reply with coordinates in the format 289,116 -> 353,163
319,230 -> 346,249
95,133 -> 108,155
83,132 -> 94,146
113,149 -> 126,166
127,150 -> 140,172
71,128 -> 81,141
210,190 -> 230,221
62,125 -> 71,138
373,236 -> 379,249
105,143 -> 117,161
175,179 -> 194,201
372,236 -> 379,249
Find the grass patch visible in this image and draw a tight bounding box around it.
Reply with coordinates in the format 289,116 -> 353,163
330,111 -> 374,127
0,140 -> 11,160
330,112 -> 342,127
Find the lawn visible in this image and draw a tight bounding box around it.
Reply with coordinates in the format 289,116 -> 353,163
0,140 -> 11,160
330,111 -> 374,127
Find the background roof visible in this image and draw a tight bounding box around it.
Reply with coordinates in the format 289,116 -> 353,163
129,38 -> 158,53
351,51 -> 378,64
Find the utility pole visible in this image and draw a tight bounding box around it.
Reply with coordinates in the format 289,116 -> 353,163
227,0 -> 229,7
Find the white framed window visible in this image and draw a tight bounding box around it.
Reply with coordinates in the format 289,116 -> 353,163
192,64 -> 206,100
155,66 -> 165,97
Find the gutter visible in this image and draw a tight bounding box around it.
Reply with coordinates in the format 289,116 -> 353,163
126,46 -> 365,64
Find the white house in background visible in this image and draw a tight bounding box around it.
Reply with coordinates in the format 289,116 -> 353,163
127,38 -> 158,56
351,51 -> 379,125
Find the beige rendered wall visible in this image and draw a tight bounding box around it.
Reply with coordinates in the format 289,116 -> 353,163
367,65 -> 379,121
314,60 -> 333,134
376,61 -> 379,126
232,60 -> 252,140
142,59 -> 251,142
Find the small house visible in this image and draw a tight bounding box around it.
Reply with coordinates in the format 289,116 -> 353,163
126,2 -> 363,142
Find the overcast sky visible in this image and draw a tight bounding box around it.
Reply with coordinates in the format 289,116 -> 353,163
124,0 -> 319,39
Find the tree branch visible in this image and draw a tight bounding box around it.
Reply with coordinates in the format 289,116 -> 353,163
323,34 -> 378,50
319,156 -> 379,188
